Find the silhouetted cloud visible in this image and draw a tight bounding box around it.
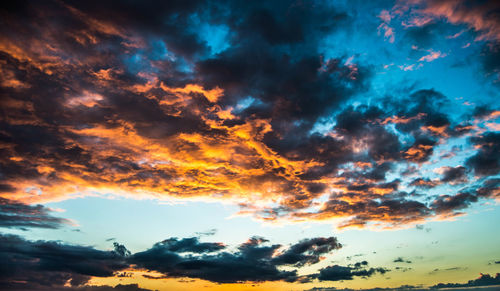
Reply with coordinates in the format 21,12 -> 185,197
153,237 -> 226,253
440,166 -> 467,184
466,132 -> 500,176
0,233 -> 362,287
2,283 -> 152,291
432,273 -> 500,289
131,236 -> 346,283
306,273 -> 500,290
0,197 -> 70,229
393,257 -> 412,264
0,231 -> 375,287
0,234 -> 129,289
311,262 -> 388,282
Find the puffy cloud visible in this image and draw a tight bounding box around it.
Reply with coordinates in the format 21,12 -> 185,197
131,235 -> 344,283
155,237 -> 226,253
2,284 -> 152,291
466,132 -> 500,176
270,237 -> 342,267
0,232 -> 391,287
439,166 -> 468,184
0,234 -> 129,289
0,233 -> 332,286
304,273 -> 500,290
393,257 -> 412,264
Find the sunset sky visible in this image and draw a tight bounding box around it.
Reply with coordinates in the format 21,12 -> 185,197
0,0 -> 499,290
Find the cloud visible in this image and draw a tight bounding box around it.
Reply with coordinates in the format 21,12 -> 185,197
418,50 -> 446,62
0,233 -> 360,287
409,178 -> 440,189
393,257 -> 412,264
431,192 -> 478,215
305,273 -> 500,290
0,233 -> 130,289
0,197 -> 71,229
404,22 -> 448,48
0,0 -> 497,231
480,42 -> 500,83
2,283 -> 152,291
312,262 -> 388,282
378,9 -> 395,43
385,0 -> 500,84
152,237 -> 226,253
388,0 -> 500,43
270,237 -> 342,267
194,228 -> 217,237
131,236 -> 345,283
0,231 -> 393,288
420,0 -> 500,42
466,132 -> 500,176
439,166 -> 468,184
432,273 -> 500,289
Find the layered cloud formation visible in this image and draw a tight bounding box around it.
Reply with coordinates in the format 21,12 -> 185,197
0,232 -> 391,289
0,0 -> 499,231
0,0 -> 499,290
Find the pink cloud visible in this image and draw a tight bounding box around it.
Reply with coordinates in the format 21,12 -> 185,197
398,0 -> 500,41
418,50 -> 446,62
378,10 -> 396,43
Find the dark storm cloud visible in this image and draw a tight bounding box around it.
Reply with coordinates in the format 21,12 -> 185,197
312,263 -> 388,282
409,178 -> 440,189
131,236 -> 344,283
440,166 -> 467,184
270,237 -> 342,267
403,137 -> 438,163
0,0 -> 497,231
0,197 -> 70,229
0,0 -> 364,201
476,178 -> 500,198
481,42 -> 500,83
0,234 -> 129,289
0,233 -> 363,287
292,197 -> 431,228
422,0 -> 500,42
473,105 -> 498,118
431,192 -> 478,215
432,273 -> 500,289
396,0 -> 500,86
466,132 -> 500,176
148,237 -> 225,253
333,105 -> 402,162
305,273 -> 500,291
364,163 -> 393,181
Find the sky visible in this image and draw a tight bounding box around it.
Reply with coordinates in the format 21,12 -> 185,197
0,0 -> 499,290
